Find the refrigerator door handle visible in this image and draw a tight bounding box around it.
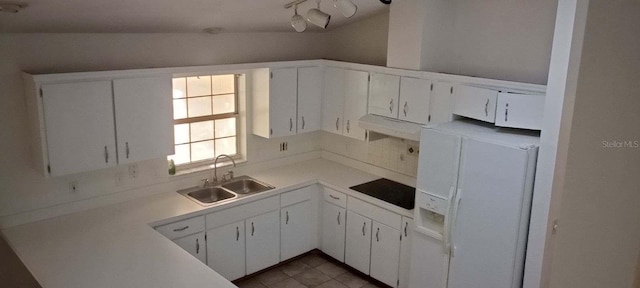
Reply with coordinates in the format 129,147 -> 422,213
443,186 -> 456,253
450,188 -> 464,258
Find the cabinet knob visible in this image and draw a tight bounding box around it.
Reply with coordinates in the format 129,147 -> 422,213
286,211 -> 289,225
336,117 -> 340,131
362,222 -> 366,236
337,211 -> 341,225
251,222 -> 255,236
505,103 -> 509,122
346,120 -> 350,133
403,101 -> 408,117
196,238 -> 200,254
389,99 -> 394,113
104,146 -> 109,163
236,226 -> 240,241
290,118 -> 293,132
302,116 -> 305,130
125,142 -> 130,159
376,227 -> 380,242
485,99 -> 490,117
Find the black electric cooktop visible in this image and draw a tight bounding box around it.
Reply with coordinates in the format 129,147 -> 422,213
349,178 -> 415,210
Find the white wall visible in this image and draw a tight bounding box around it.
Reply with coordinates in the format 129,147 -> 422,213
0,33 -> 327,224
548,1 -> 640,288
325,11 -> 389,66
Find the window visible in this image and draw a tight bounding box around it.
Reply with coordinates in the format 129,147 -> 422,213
168,74 -> 239,166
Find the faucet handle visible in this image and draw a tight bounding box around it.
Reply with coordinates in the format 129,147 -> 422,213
200,178 -> 210,188
223,171 -> 234,182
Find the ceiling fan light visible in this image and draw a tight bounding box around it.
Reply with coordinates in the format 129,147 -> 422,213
334,0 -> 357,18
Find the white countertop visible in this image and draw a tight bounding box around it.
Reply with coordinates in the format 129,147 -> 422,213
1,158 -> 414,288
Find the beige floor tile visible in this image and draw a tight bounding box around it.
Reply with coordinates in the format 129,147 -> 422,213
299,253 -> 330,268
334,272 -> 368,288
316,279 -> 349,288
293,268 -> 332,287
255,268 -> 290,285
280,260 -> 312,277
315,262 -> 348,278
267,278 -> 308,288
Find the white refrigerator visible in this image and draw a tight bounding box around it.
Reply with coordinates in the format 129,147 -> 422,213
409,120 -> 539,288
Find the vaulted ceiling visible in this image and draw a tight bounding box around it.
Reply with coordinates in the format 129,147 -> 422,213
0,0 -> 389,33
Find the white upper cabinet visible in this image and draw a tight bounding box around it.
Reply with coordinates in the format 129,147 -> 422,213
342,70 -> 370,141
399,77 -> 433,124
113,76 -> 174,165
429,81 -> 455,125
369,73 -> 400,118
41,81 -> 117,176
452,85 -> 499,123
322,67 -> 346,135
297,67 -> 323,133
252,68 -> 298,138
495,92 -> 545,130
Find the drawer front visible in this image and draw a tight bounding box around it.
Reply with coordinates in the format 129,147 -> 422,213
348,196 -> 402,230
324,188 -> 347,208
495,92 -> 544,130
281,186 -> 314,207
206,196 -> 279,230
452,85 -> 498,123
156,216 -> 205,240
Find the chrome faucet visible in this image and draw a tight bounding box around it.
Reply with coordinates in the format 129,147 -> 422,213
214,154 -> 236,182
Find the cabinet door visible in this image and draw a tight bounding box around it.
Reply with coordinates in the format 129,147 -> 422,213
246,210 -> 280,274
343,70 -> 370,141
322,67 -> 345,135
452,85 -> 498,123
345,211 -> 372,275
41,81 -> 116,176
297,67 -> 322,133
408,233 -> 449,288
113,76 -> 174,164
269,68 -> 298,137
281,200 -> 312,261
495,92 -> 544,130
174,232 -> 207,264
398,217 -> 413,288
399,77 -> 432,124
429,81 -> 454,125
321,202 -> 346,262
371,222 -> 401,287
369,73 -> 400,118
207,221 -> 245,281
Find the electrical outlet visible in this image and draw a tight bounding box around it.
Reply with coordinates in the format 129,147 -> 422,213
128,164 -> 138,179
280,142 -> 289,152
69,181 -> 79,193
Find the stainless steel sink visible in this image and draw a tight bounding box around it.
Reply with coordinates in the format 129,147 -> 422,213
222,176 -> 275,195
180,187 -> 237,205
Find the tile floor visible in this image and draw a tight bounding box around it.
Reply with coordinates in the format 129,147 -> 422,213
233,251 -> 388,288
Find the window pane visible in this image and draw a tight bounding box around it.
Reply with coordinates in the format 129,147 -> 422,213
187,97 -> 212,117
174,124 -> 190,144
191,140 -> 214,162
215,118 -> 236,138
173,99 -> 187,119
212,94 -> 236,115
190,120 -> 214,142
172,144 -> 191,165
172,78 -> 186,99
187,76 -> 211,97
212,75 -> 235,95
215,137 -> 237,157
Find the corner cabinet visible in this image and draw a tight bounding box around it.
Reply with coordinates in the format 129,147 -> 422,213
321,67 -> 369,141
25,74 -> 174,177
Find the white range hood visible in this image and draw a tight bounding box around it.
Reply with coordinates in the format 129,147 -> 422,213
359,114 -> 423,141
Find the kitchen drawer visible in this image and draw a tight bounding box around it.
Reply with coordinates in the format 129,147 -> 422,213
348,196 -> 401,230
206,196 -> 279,230
324,188 -> 347,208
155,216 -> 205,240
495,92 -> 544,130
452,85 -> 498,123
281,186 -> 313,207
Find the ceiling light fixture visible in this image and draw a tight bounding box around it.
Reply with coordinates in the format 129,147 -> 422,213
333,0 -> 357,18
290,4 -> 307,32
0,1 -> 28,13
306,0 -> 331,29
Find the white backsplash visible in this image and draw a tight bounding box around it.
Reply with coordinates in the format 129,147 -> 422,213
320,131 -> 419,177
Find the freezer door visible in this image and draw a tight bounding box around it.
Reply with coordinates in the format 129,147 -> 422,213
448,138 -> 534,288
416,128 -> 462,201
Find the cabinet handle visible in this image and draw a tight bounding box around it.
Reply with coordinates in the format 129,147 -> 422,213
389,99 -> 394,113
362,222 -> 366,236
329,194 -> 340,200
173,225 -> 189,232
346,120 -> 350,133
125,142 -> 130,159
236,226 -> 240,241
251,222 -> 255,236
286,211 -> 289,225
505,103 -> 509,122
403,101 -> 408,117
302,116 -> 305,130
376,228 -> 380,242
290,118 -> 293,132
104,146 -> 109,163
336,117 -> 340,131
485,99 -> 490,117
337,211 -> 341,225
196,238 -> 200,254
404,222 -> 408,237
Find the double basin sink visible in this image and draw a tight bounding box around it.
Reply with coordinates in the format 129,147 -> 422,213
178,176 -> 275,206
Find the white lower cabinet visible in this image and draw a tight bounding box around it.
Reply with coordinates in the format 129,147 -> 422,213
246,210 -> 281,274
281,200 -> 312,261
321,201 -> 346,262
345,211 -> 372,275
399,217 -> 414,288
370,222 -> 401,287
174,232 -> 207,264
207,221 -> 245,281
